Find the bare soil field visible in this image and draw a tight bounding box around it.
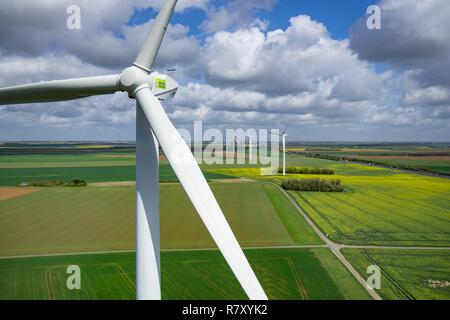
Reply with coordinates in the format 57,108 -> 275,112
0,188 -> 39,201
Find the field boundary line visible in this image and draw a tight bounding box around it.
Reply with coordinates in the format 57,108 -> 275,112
0,245 -> 331,260
342,245 -> 450,250
0,249 -> 136,260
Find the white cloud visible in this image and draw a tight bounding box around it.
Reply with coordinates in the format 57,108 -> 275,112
0,54 -> 111,86
403,85 -> 450,106
350,0 -> 450,87
202,0 -> 276,33
200,15 -> 384,100
0,0 -> 203,70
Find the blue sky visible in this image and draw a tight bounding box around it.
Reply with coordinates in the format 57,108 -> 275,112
130,0 -> 376,39
129,0 -> 390,73
261,0 -> 376,39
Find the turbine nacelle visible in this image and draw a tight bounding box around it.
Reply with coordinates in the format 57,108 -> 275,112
119,66 -> 178,101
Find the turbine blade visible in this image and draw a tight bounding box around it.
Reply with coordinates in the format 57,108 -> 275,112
135,86 -> 268,300
133,0 -> 178,71
0,75 -> 120,105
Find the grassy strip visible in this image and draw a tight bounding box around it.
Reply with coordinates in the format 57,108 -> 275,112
263,184 -> 323,245
312,249 -> 372,300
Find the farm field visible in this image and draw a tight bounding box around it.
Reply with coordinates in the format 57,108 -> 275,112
286,144 -> 450,175
0,181 -> 321,256
0,161 -> 232,186
211,156 -> 450,246
289,172 -> 450,246
342,249 -> 450,300
0,154 -> 136,168
0,143 -> 135,156
0,248 -> 370,300
286,144 -> 450,156
350,156 -> 450,175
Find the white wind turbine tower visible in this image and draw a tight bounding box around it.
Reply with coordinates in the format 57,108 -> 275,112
0,0 -> 267,301
279,127 -> 288,175
248,133 -> 257,162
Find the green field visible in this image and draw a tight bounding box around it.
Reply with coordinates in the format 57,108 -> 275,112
0,182 -> 321,256
0,163 -> 232,186
0,152 -> 237,186
160,182 -> 321,248
351,156 -> 450,175
290,172 -> 450,246
0,248 -> 370,300
0,154 -> 136,168
343,249 -> 450,300
213,157 -> 450,247
287,144 -> 450,175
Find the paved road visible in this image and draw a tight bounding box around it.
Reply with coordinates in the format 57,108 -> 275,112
276,186 -> 384,300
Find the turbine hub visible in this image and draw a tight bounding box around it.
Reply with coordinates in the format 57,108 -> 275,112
119,67 -> 150,93
119,66 -> 179,101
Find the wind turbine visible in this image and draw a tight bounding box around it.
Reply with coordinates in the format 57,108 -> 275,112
279,127 -> 288,176
0,0 -> 267,301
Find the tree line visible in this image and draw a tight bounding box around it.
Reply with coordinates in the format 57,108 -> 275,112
281,178 -> 343,192
278,167 -> 335,175
302,153 -> 450,176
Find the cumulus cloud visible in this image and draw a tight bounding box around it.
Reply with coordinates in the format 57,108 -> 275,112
200,15 -> 384,101
0,54 -> 112,86
403,85 -> 450,107
347,0 -> 450,138
202,0 -> 277,33
63,21 -> 200,69
166,14 -> 391,133
350,0 -> 450,87
0,0 -> 203,70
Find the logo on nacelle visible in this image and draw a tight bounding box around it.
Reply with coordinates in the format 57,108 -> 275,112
151,72 -> 178,101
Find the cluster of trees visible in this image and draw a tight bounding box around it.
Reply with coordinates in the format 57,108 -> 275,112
278,167 -> 334,175
67,178 -> 88,187
18,178 -> 87,187
281,178 -> 343,192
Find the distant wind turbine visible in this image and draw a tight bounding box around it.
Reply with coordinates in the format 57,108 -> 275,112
279,127 -> 288,175
0,0 -> 267,301
248,133 -> 257,162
